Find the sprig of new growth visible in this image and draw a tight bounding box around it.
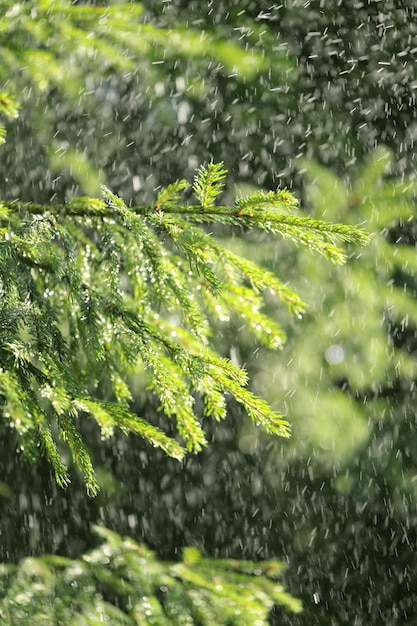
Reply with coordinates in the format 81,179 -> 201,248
0,163 -> 369,494
193,161 -> 227,208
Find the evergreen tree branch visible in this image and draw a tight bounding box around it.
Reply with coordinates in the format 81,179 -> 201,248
0,163 -> 369,493
0,526 -> 302,623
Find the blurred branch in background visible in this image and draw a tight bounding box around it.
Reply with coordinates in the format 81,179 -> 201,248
0,527 -> 301,625
0,0 -> 293,199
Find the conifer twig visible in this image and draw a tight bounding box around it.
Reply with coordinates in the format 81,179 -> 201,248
0,163 -> 369,493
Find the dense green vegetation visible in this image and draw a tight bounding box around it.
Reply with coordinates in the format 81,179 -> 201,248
1,1 -> 417,624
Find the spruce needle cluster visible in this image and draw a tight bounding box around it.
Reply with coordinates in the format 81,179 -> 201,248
0,153 -> 369,494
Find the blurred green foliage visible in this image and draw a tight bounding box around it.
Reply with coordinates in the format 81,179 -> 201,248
0,527 -> 301,624
0,0 -> 294,200
262,147 -> 417,464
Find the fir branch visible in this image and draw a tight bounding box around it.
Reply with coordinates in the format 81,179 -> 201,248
59,412 -> 99,496
0,370 -> 35,436
235,189 -> 299,213
215,247 -> 306,316
214,371 -> 290,437
0,525 -> 301,623
193,161 -> 228,208
0,196 -> 369,244
150,316 -> 249,387
1,198 -> 370,267
74,398 -> 185,461
0,161 -> 369,492
220,285 -> 287,349
199,376 -> 228,422
155,179 -> 189,209
150,214 -> 222,296
37,419 -> 71,489
138,340 -> 207,452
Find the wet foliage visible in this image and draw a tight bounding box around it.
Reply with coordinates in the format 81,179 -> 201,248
0,526 -> 301,625
0,157 -> 366,494
1,1 -> 417,624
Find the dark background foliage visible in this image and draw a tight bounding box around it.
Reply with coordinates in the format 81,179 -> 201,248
2,2 -> 417,624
